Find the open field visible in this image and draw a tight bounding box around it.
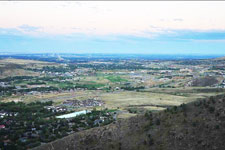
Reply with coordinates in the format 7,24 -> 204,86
3,87 -> 223,113
101,88 -> 224,110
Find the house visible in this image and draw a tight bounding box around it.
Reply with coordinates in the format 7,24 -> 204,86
19,137 -> 28,143
94,119 -> 102,126
3,139 -> 11,146
32,128 -> 36,131
114,87 -> 120,90
0,124 -> 6,129
0,112 -> 6,118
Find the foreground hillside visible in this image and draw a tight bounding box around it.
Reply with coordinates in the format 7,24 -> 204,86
33,94 -> 225,150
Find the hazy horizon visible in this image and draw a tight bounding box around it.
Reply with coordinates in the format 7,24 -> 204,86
0,52 -> 224,56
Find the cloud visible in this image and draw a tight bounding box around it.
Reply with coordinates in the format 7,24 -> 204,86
2,25 -> 225,44
173,18 -> 183,22
1,2 -> 225,38
151,29 -> 225,42
192,39 -> 225,43
0,27 -> 21,35
18,24 -> 42,32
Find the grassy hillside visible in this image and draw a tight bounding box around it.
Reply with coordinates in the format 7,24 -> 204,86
33,94 -> 225,150
0,58 -> 58,78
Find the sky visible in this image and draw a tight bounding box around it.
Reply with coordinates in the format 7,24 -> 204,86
0,1 -> 225,55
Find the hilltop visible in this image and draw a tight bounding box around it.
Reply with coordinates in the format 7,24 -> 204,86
0,58 -> 57,78
33,94 -> 225,150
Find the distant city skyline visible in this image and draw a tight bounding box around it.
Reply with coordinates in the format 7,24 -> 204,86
0,1 -> 225,54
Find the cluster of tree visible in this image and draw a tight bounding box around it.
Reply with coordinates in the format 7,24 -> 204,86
147,67 -> 179,71
0,76 -> 33,82
75,63 -> 146,70
176,60 -> 212,66
17,86 -> 59,93
121,86 -> 145,91
74,83 -> 105,90
0,101 -> 115,150
42,66 -> 70,73
0,86 -> 15,92
27,81 -> 46,85
0,101 -> 52,113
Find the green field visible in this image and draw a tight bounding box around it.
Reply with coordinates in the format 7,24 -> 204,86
105,75 -> 128,83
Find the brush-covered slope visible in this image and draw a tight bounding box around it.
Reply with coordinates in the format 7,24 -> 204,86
33,94 -> 225,150
192,76 -> 219,87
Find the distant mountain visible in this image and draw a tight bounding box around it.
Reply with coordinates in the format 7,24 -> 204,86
33,94 -> 225,150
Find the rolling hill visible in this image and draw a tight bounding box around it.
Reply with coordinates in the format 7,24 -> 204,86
33,94 -> 225,150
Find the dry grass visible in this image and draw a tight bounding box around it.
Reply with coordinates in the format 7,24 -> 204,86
0,69 -> 39,78
2,84 -> 223,113
101,91 -> 188,109
0,58 -> 51,65
0,58 -> 60,78
117,113 -> 137,119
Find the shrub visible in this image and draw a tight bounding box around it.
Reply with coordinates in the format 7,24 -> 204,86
192,121 -> 198,127
149,138 -> 154,146
215,124 -> 220,129
180,103 -> 187,112
155,118 -> 160,125
208,106 -> 215,113
144,111 -> 152,118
